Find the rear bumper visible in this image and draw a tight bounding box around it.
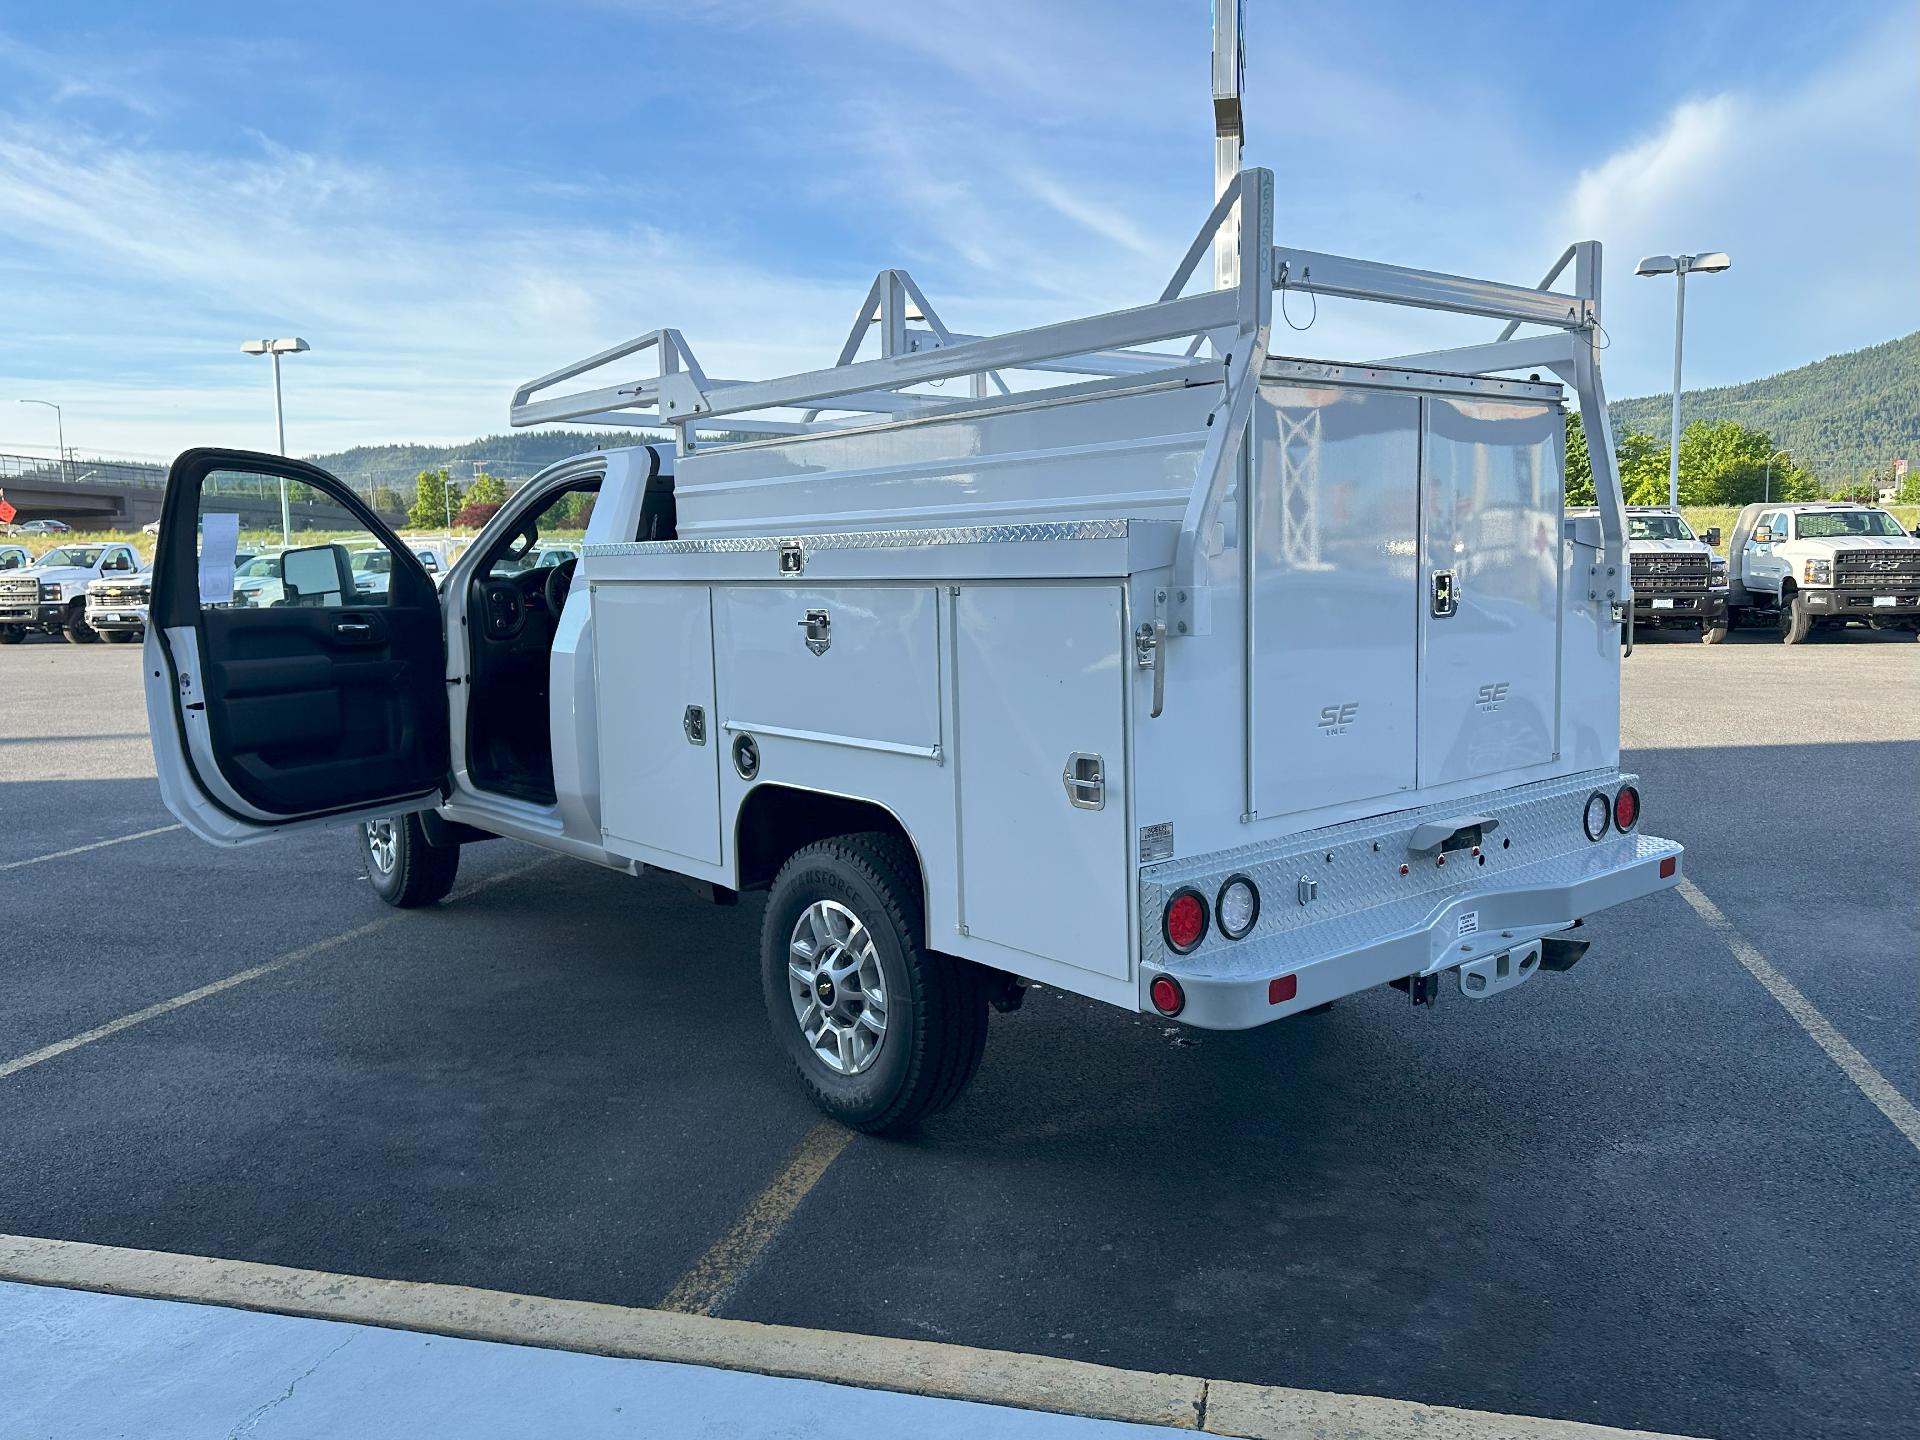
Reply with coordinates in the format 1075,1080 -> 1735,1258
1137,769 -> 1680,1030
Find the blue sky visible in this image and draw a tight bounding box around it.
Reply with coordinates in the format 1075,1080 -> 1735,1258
0,0 -> 1913,462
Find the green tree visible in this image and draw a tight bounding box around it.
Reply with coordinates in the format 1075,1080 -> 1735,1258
1564,413 -> 1595,506
406,468 -> 462,529
1895,464 -> 1920,505
464,471 -> 508,506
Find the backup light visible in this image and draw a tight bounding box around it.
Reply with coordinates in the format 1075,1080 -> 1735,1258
1613,786 -> 1640,833
1216,875 -> 1259,940
1163,889 -> 1208,954
1582,791 -> 1611,841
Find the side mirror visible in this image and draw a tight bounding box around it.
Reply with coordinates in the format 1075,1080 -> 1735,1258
279,544 -> 354,607
1753,527 -> 1773,545
1704,527 -> 1722,547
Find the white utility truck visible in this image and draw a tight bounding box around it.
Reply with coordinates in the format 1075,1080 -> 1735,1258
1726,502 -> 1920,642
1568,506 -> 1727,644
0,541 -> 143,644
85,563 -> 153,643
140,15 -> 1679,1132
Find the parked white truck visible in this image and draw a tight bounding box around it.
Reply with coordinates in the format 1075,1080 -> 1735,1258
0,541 -> 143,644
1726,502 -> 1920,642
86,562 -> 154,642
1570,506 -> 1727,643
139,155 -> 1682,1132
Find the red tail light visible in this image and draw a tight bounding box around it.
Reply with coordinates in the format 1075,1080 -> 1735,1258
1163,889 -> 1208,954
1150,975 -> 1185,1015
1613,785 -> 1640,833
1659,855 -> 1677,879
1268,974 -> 1297,1005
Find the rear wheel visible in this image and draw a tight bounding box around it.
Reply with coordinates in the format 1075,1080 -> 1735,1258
761,832 -> 988,1134
359,813 -> 460,908
63,601 -> 96,644
1778,593 -> 1812,645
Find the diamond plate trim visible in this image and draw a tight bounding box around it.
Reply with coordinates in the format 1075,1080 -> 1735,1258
1138,769 -> 1638,970
583,518 -> 1133,558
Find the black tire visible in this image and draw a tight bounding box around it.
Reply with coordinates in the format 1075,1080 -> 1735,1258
1700,621 -> 1728,644
761,832 -> 988,1135
63,601 -> 96,644
358,812 -> 460,908
0,625 -> 22,644
101,630 -> 135,643
1778,592 -> 1812,645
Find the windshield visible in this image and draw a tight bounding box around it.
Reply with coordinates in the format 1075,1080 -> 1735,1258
236,556 -> 281,579
1628,515 -> 1696,542
36,546 -> 102,568
1794,510 -> 1908,539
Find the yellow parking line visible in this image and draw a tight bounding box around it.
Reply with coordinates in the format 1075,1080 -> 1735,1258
0,824 -> 181,872
0,1232 -> 1705,1437
0,855 -> 553,1082
1679,877 -> 1920,1154
658,1120 -> 854,1317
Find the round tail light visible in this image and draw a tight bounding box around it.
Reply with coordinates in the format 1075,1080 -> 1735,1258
1582,790 -> 1611,841
1613,785 -> 1640,833
1149,975 -> 1185,1016
1216,875 -> 1260,940
1163,889 -> 1208,954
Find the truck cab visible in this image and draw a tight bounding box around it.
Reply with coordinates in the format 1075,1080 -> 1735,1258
1570,505 -> 1726,643
1727,502 -> 1920,643
0,541 -> 142,644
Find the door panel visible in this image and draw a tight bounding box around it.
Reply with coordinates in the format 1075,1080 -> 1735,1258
955,585 -> 1129,980
1251,383 -> 1421,817
593,583 -> 721,866
148,449 -> 447,839
1417,397 -> 1562,787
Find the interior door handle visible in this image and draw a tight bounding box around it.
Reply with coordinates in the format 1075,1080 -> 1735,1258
335,620 -> 374,637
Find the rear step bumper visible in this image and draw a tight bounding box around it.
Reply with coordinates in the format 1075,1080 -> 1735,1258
1144,835 -> 1678,1028
1137,769 -> 1680,1029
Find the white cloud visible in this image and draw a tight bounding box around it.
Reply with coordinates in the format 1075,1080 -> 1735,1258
1552,6 -> 1918,400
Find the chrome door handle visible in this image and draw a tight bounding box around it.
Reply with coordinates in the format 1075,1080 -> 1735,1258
1135,621 -> 1166,718
335,621 -> 372,636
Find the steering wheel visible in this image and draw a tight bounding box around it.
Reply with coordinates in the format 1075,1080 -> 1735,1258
543,557 -> 578,617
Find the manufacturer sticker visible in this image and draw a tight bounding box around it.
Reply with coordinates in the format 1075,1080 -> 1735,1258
1456,911 -> 1480,937
1138,822 -> 1174,863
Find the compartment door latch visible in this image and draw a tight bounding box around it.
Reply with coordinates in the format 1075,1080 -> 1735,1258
1062,753 -> 1106,811
1431,569 -> 1458,617
799,607 -> 831,655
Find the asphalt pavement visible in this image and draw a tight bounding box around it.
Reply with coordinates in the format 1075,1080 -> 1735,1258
0,627 -> 1914,1438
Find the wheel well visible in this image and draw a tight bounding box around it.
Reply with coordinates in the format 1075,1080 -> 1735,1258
1780,578 -> 1797,598
734,785 -> 923,897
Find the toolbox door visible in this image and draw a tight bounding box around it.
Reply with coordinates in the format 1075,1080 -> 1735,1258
1416,396 -> 1562,786
955,585 -> 1130,980
1249,383 -> 1421,818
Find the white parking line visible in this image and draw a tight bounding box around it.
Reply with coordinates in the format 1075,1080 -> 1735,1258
0,855 -> 554,1083
0,1233 -> 1706,1438
0,824 -> 182,872
1679,878 -> 1920,1154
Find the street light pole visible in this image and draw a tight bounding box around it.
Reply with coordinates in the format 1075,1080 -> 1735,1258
241,338 -> 310,549
1764,448 -> 1791,504
1635,252 -> 1731,510
18,399 -> 69,482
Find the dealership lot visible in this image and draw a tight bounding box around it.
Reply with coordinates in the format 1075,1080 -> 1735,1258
1,632 -> 1915,1438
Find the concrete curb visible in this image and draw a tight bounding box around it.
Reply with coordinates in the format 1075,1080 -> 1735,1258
0,1233 -> 1702,1439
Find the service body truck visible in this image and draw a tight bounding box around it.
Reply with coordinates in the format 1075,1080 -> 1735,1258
141,153 -> 1682,1131
1727,502 -> 1920,642
1570,506 -> 1726,643
0,541 -> 142,644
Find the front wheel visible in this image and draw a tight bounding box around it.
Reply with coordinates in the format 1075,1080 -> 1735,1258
359,813 -> 460,907
761,832 -> 988,1135
63,601 -> 96,644
1779,594 -> 1812,645
0,625 -> 22,645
